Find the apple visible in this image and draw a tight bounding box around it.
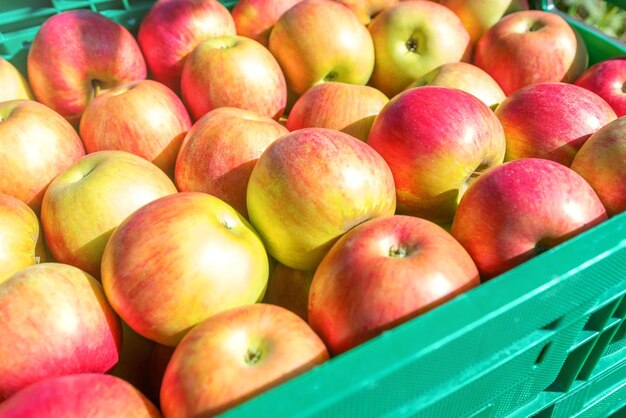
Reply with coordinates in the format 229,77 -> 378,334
0,100 -> 85,213
138,0 -> 236,94
367,86 -> 506,225
368,1 -> 471,99
495,82 -> 616,166
268,0 -> 375,96
473,10 -> 588,96
0,263 -> 122,401
160,304 -> 329,417
79,80 -> 192,178
175,107 -> 288,218
263,263 -> 314,321
0,374 -> 160,418
41,150 -> 177,279
101,192 -> 269,347
333,0 -> 399,25
247,127 -> 396,271
232,0 -> 304,46
451,158 -> 608,279
309,215 -> 480,354
181,35 -> 287,121
286,82 -> 389,141
0,194 -> 39,284
0,57 -> 32,101
27,10 -> 146,125
575,58 -> 626,117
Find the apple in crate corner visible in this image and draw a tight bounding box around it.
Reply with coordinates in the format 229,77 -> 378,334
0,57 -> 32,101
231,0 -> 304,47
160,304 -> 329,418
27,10 -> 146,125
575,58 -> 626,117
0,194 -> 40,284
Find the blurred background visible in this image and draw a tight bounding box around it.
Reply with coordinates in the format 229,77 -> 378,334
554,0 -> 626,42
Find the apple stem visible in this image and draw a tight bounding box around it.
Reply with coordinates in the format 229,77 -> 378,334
244,348 -> 262,365
389,245 -> 407,258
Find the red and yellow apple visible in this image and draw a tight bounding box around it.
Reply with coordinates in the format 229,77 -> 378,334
232,0 -> 304,46
0,194 -> 39,284
0,57 -> 32,101
575,58 -> 626,117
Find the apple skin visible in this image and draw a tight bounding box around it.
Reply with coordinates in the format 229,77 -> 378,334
0,57 -> 32,101
309,215 -> 479,354
287,82 -> 389,142
27,10 -> 147,125
367,86 -> 506,225
0,374 -> 160,418
232,0 -> 304,46
0,100 -> 85,213
160,304 -> 329,418
0,194 -> 39,284
333,0 -> 399,25
138,0 -> 236,95
495,82 -> 617,166
368,1 -> 471,99
268,0 -> 375,96
175,107 -> 288,219
101,192 -> 269,347
575,58 -> 626,117
0,263 -> 122,401
41,150 -> 178,279
263,263 -> 314,321
451,158 -> 608,280
247,127 -> 396,271
181,35 -> 287,121
79,80 -> 192,178
473,10 -> 588,96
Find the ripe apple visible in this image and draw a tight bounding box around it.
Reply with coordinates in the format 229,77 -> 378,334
263,263 -> 314,321
268,0 -> 375,96
575,58 -> 626,117
232,0 -> 304,46
175,107 -> 288,218
0,57 -> 32,101
0,194 -> 39,284
473,10 -> 588,96
27,10 -> 146,125
286,82 -> 389,141
451,158 -> 608,279
247,127 -> 396,271
138,0 -> 236,94
368,1 -> 471,99
0,374 -> 160,418
101,192 -> 269,347
0,100 -> 85,213
160,304 -> 329,417
309,215 -> 479,354
41,151 -> 177,279
368,86 -> 506,225
495,82 -> 616,166
79,80 -> 191,178
333,0 -> 399,24
0,263 -> 122,401
181,35 -> 287,121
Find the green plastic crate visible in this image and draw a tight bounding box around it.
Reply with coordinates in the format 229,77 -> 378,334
3,1 -> 626,417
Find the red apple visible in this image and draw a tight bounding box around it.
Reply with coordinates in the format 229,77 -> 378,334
495,82 -> 616,166
333,0 -> 399,24
175,107 -> 288,218
451,158 -> 608,279
79,80 -> 191,178
0,57 -> 32,101
0,263 -> 122,401
27,10 -> 146,125
160,304 -> 329,417
0,194 -> 39,284
575,58 -> 626,117
263,263 -> 314,321
138,0 -> 236,94
181,35 -> 287,121
232,0 -> 304,46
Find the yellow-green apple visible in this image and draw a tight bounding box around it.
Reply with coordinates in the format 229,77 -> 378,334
41,151 -> 177,279
268,0 -> 375,96
571,117 -> 626,217
137,0 -> 236,94
451,158 -> 608,279
0,57 -> 32,101
309,215 -> 479,354
0,263 -> 122,401
109,321 -> 156,397
232,0 -> 304,46
407,62 -> 506,110
368,86 -> 506,225
368,1 -> 471,99
79,80 -> 192,178
175,107 -> 288,218
27,10 -> 146,125
0,100 -> 85,213
263,263 -> 314,321
0,374 -> 160,418
495,82 -> 616,166
333,0 -> 399,24
286,82 -> 389,141
247,127 -> 396,271
101,192 -> 269,347
575,58 -> 626,117
473,10 -> 588,96
0,194 -> 39,284
181,35 -> 287,121
160,304 -> 329,417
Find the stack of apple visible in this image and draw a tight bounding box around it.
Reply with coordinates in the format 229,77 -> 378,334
1,0 -> 626,415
